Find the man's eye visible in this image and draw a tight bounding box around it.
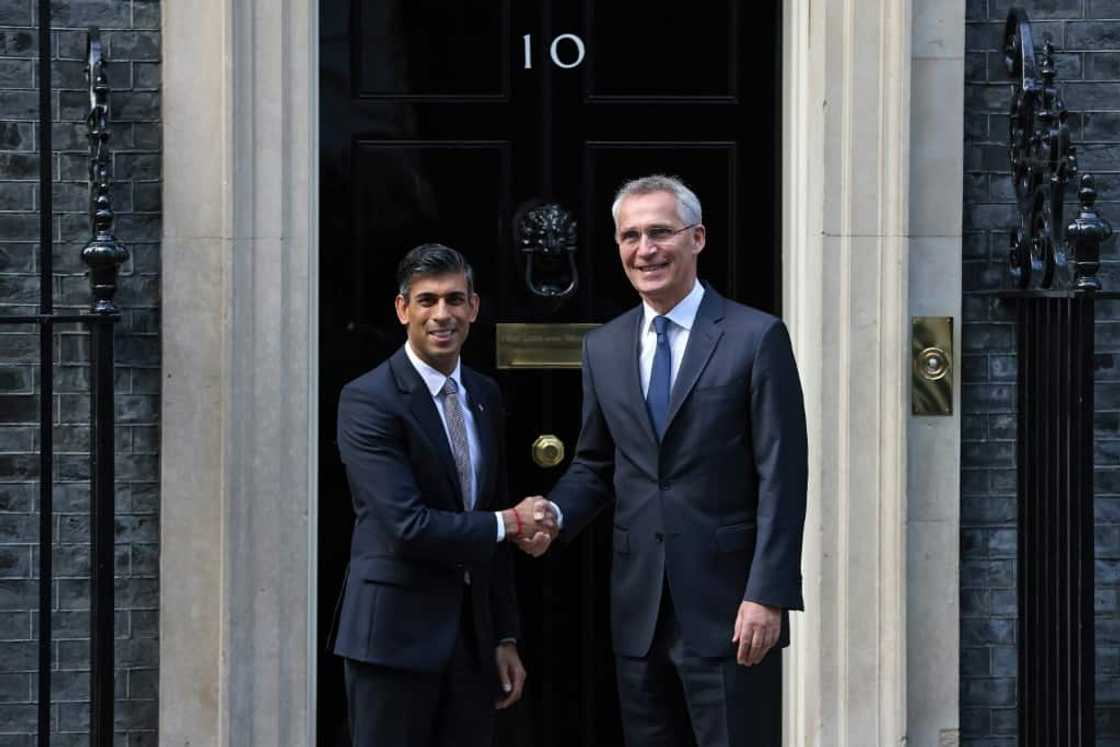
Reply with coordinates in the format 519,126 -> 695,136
647,227 -> 673,240
620,231 -> 640,244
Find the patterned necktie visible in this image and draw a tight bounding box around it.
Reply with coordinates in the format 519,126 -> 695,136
441,378 -> 473,510
646,316 -> 672,440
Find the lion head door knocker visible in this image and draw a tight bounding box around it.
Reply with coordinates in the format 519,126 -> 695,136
515,201 -> 579,300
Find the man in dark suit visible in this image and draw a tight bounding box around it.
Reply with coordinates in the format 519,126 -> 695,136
329,244 -> 553,747
523,176 -> 808,746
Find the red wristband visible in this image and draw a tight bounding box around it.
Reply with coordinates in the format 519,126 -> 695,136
512,509 -> 523,538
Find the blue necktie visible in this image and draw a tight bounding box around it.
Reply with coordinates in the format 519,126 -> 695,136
646,316 -> 672,440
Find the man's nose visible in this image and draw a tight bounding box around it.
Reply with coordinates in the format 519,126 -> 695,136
637,233 -> 659,254
432,299 -> 451,319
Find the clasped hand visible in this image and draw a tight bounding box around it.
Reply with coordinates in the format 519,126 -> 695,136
504,496 -> 557,557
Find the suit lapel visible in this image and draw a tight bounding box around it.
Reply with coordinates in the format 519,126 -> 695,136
461,367 -> 495,510
664,287 -> 725,435
390,348 -> 465,509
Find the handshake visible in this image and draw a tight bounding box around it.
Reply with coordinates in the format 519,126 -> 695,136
502,496 -> 560,557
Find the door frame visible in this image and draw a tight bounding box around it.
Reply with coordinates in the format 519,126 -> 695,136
159,1 -> 963,744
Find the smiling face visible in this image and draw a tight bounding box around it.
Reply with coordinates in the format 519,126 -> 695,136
615,190 -> 705,314
395,271 -> 479,375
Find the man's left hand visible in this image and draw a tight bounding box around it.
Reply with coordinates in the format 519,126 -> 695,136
732,601 -> 781,667
494,642 -> 526,709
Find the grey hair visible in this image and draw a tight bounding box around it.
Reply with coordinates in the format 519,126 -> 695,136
610,174 -> 703,229
396,243 -> 475,298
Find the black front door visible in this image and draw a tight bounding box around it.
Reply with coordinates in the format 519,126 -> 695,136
317,3 -> 781,745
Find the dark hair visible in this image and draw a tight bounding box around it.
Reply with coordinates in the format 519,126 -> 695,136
396,243 -> 475,298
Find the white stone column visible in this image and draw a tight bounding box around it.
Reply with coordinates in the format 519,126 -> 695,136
782,0 -> 912,743
160,0 -> 318,743
907,0 -> 964,743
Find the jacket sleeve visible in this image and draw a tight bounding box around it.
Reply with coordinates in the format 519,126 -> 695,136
337,382 -> 498,565
743,320 -> 808,610
488,382 -> 521,641
547,334 -> 617,540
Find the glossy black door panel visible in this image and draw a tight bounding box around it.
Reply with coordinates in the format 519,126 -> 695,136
348,141 -> 511,332
319,2 -> 780,745
354,0 -> 510,99
585,2 -> 738,99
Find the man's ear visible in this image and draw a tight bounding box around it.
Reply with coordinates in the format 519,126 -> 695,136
691,224 -> 706,254
395,294 -> 409,324
468,292 -> 480,322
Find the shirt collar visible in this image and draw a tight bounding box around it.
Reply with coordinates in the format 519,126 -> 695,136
642,280 -> 705,335
404,341 -> 463,398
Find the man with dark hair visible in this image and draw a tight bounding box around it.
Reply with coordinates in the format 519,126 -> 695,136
328,243 -> 553,746
522,176 -> 808,746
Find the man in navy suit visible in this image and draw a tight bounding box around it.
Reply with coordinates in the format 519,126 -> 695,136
525,176 -> 808,746
329,244 -> 553,747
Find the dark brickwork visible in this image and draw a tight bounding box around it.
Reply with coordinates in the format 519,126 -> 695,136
0,0 -> 160,744
964,1 -> 1120,744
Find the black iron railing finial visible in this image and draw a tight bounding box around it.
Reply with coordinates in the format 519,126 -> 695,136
1068,174 -> 1111,292
81,29 -> 128,314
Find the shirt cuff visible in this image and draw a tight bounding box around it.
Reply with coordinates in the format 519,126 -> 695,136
549,501 -> 564,529
495,511 -> 505,542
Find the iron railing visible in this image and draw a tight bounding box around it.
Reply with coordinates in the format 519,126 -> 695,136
0,5 -> 126,744
1002,7 -> 1114,745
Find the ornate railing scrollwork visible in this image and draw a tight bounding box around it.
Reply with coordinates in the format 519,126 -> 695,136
515,201 -> 579,299
81,29 -> 128,314
1004,7 -> 1110,291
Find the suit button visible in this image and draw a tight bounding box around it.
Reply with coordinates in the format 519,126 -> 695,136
654,532 -> 664,543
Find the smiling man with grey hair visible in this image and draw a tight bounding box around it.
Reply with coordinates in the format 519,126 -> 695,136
517,174 -> 808,746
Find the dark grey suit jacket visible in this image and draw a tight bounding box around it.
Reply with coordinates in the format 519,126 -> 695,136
328,346 -> 519,674
549,284 -> 808,659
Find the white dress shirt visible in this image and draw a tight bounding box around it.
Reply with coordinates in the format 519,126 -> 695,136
404,343 -> 506,541
638,279 -> 705,396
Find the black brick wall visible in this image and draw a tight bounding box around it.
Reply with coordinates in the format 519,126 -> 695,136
0,0 -> 160,744
964,1 -> 1120,744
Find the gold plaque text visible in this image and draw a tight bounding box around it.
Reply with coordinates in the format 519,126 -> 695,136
495,323 -> 600,369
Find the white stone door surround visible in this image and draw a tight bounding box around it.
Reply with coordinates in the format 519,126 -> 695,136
160,0 -> 963,744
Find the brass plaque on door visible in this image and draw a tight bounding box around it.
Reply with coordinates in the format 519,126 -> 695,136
495,323 -> 599,369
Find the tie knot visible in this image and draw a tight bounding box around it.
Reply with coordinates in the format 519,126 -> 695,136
653,316 -> 670,336
441,378 -> 459,397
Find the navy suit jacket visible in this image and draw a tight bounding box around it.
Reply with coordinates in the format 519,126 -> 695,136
328,346 -> 519,673
549,285 -> 808,659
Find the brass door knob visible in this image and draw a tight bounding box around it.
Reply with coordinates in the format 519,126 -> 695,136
532,434 -> 565,468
